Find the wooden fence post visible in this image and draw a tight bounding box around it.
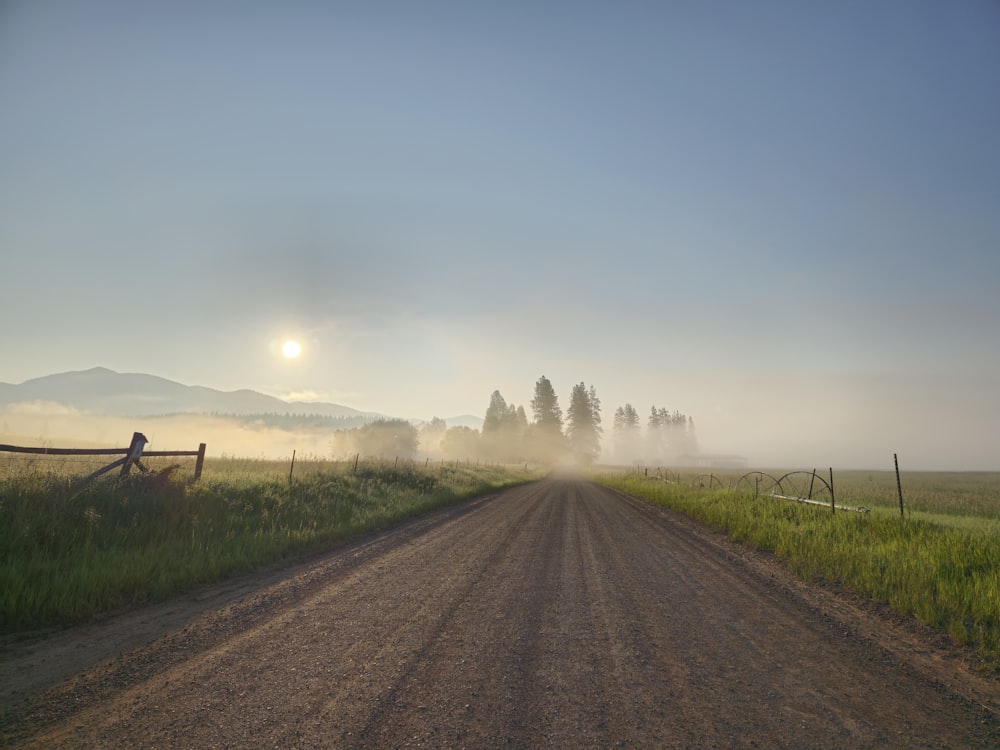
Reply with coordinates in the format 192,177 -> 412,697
120,432 -> 149,478
194,443 -> 206,481
894,453 -> 905,519
829,467 -> 835,514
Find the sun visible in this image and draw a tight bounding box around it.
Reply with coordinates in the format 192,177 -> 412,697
281,340 -> 302,358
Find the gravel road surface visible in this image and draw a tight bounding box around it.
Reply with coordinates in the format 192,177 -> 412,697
3,479 -> 998,748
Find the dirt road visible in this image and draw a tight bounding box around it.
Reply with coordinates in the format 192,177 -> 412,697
3,479 -> 998,748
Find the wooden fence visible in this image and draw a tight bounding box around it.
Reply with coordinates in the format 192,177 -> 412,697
0,431 -> 206,481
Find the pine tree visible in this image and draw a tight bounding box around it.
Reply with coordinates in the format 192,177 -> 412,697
566,382 -> 601,463
483,391 -> 510,435
613,406 -> 626,432
648,405 -> 661,429
647,405 -> 665,460
588,385 -> 602,435
530,375 -> 563,435
482,390 -> 527,461
612,403 -> 642,463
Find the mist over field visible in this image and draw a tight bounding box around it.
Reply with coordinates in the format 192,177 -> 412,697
683,372 -> 1000,471
0,407 -> 323,461
2,366 -> 996,471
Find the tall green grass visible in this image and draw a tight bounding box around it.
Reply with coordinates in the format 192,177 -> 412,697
596,471 -> 1000,665
0,459 -> 537,633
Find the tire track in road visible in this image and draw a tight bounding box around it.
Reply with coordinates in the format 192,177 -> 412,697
7,479 -> 999,749
353,480 -> 574,748
349,481 -> 559,746
591,485 -> 998,746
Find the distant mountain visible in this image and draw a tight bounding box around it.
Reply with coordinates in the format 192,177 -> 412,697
0,367 -> 383,420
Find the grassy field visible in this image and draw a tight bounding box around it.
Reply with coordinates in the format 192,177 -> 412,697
595,468 -> 1000,666
6,450 -> 998,667
0,456 -> 538,634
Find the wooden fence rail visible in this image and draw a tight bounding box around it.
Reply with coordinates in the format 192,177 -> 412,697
0,432 -> 206,481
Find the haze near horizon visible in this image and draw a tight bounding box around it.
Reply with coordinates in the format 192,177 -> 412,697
1,2 -> 998,470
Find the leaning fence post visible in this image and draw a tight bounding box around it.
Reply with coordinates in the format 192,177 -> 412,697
120,432 -> 148,478
194,443 -> 206,481
894,453 -> 905,519
829,467 -> 835,514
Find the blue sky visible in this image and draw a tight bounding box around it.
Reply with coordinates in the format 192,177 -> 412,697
2,1 -> 998,468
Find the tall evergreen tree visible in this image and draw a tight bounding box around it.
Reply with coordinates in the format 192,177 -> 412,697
647,405 -> 665,459
566,382 -> 602,463
482,390 -> 510,435
588,385 -> 602,435
645,404 -> 697,461
513,405 -> 529,431
530,375 -> 563,434
527,375 -> 565,463
482,389 -> 528,461
613,406 -> 626,432
612,403 -> 641,463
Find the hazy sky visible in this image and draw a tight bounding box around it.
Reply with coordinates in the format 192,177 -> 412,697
2,1 -> 998,469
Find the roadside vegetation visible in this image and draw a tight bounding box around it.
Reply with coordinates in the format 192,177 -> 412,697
0,458 -> 538,633
595,469 -> 1000,667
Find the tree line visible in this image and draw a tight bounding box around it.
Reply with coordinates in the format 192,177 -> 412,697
424,376 -> 694,466
469,378 -> 604,464
325,376 -> 695,465
610,405 -> 697,466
